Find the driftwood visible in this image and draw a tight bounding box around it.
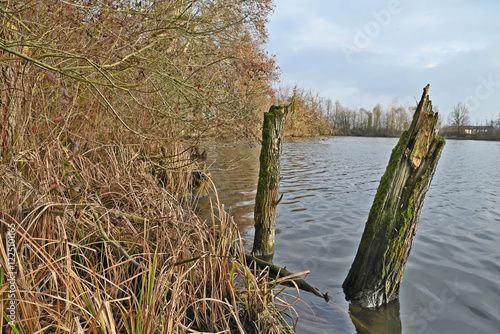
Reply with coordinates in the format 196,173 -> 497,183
244,253 -> 330,302
343,85 -> 445,308
252,102 -> 293,257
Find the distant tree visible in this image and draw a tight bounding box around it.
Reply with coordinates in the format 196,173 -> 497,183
325,98 -> 334,124
333,100 -> 352,133
278,86 -> 333,136
448,102 -> 471,136
373,104 -> 382,132
359,108 -> 373,132
396,106 -> 409,132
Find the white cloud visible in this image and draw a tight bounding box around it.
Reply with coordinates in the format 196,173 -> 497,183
291,18 -> 346,50
267,0 -> 500,121
399,43 -> 486,69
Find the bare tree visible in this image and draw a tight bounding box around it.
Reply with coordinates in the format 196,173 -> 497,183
373,104 -> 382,132
325,98 -> 334,124
0,0 -> 279,154
448,102 -> 471,136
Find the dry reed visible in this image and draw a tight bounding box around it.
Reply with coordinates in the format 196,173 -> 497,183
0,140 -> 296,334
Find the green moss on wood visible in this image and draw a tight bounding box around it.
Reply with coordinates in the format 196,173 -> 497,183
253,103 -> 291,257
343,85 -> 446,308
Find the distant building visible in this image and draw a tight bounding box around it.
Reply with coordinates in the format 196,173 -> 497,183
463,126 -> 495,135
440,125 -> 496,138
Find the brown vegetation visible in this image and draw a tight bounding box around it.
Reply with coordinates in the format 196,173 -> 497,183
0,140 -> 298,333
275,87 -> 334,137
0,141 -> 294,333
0,1 -> 299,333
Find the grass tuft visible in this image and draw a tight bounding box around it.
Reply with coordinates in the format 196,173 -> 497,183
1,140 -> 296,333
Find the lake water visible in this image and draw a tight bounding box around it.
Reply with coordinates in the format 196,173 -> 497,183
202,137 -> 500,334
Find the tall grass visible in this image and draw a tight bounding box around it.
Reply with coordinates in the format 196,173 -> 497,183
0,140 -> 296,333
1,2 -> 300,331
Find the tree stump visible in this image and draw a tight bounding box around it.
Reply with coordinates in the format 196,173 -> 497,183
343,85 -> 445,308
252,102 -> 292,258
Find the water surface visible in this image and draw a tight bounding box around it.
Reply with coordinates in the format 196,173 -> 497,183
205,137 -> 500,334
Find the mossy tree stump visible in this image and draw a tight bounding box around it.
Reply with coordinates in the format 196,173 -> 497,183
252,102 -> 293,258
343,85 -> 446,308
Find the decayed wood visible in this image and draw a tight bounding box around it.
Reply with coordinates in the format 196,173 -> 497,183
252,103 -> 292,257
343,85 -> 445,308
244,253 -> 330,302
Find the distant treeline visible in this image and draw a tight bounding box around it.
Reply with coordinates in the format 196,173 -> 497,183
326,100 -> 414,137
276,86 -> 415,137
278,86 -> 500,141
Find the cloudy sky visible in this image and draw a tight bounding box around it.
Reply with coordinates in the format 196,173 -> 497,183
266,0 -> 500,124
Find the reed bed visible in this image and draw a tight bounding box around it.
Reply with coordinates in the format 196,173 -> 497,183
0,140 -> 296,333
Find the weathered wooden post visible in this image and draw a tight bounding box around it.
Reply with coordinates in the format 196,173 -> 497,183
252,100 -> 293,258
343,85 -> 445,307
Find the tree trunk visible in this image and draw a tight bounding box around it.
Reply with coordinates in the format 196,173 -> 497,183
252,103 -> 291,258
343,85 -> 445,308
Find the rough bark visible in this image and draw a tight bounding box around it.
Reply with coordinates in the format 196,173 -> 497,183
252,103 -> 291,257
343,85 -> 445,308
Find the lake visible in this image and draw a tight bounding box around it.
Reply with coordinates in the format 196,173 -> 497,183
202,136 -> 500,334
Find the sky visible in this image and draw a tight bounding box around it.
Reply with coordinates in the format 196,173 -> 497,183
266,0 -> 500,124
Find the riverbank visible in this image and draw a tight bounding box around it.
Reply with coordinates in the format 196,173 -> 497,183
0,2 -> 306,331
0,139 -> 298,333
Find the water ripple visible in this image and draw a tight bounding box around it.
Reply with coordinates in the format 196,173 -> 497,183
207,137 -> 500,334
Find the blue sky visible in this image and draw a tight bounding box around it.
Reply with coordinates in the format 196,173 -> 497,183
266,0 -> 500,124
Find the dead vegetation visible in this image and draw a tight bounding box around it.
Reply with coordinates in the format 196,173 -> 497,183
0,140 -> 298,333
0,2 -> 302,332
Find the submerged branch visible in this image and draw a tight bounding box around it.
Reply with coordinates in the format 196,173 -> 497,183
245,253 -> 330,302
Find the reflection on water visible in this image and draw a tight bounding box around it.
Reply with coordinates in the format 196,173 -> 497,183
349,300 -> 402,334
206,137 -> 500,334
197,142 -> 261,234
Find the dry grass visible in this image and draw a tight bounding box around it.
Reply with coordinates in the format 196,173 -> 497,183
0,140 -> 296,334
1,2 -> 300,331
